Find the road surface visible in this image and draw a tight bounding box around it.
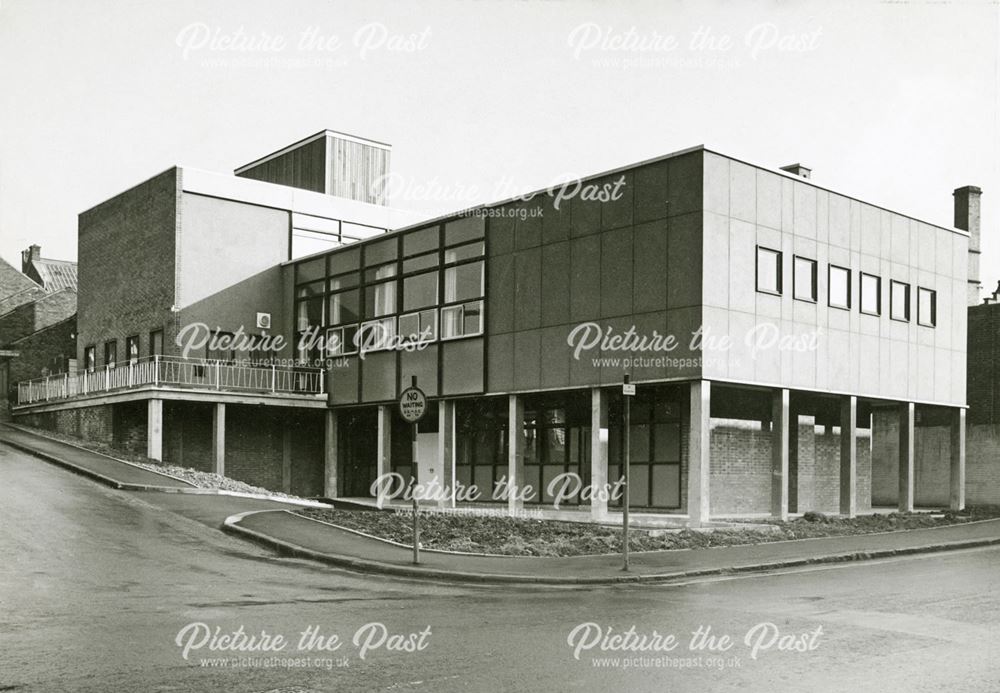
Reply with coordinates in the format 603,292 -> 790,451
1,442 -> 997,692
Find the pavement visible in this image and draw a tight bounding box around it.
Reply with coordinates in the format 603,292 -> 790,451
4,422 -> 1000,586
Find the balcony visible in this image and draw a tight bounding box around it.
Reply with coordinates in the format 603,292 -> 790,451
16,356 -> 325,407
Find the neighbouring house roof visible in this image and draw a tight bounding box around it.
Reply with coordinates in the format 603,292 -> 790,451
30,257 -> 78,292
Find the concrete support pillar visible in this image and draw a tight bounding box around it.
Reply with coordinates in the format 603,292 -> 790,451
771,388 -> 790,520
839,395 -> 858,517
438,400 -> 456,508
376,405 -> 391,507
281,425 -> 292,494
212,402 -> 226,477
898,402 -> 915,512
687,380 -> 711,527
324,409 -> 338,499
507,394 -> 525,516
146,399 -> 163,461
590,387 -> 610,521
788,408 -> 799,514
950,408 -> 966,511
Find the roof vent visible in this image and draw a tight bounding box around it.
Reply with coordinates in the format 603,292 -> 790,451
780,163 -> 811,179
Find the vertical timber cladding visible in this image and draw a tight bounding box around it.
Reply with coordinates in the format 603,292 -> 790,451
235,136 -> 327,193
327,134 -> 391,206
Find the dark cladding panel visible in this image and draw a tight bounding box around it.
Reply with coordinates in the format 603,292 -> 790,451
634,161 -> 671,223
487,254 -> 515,334
540,241 -> 571,327
539,326 -> 571,389
486,332 -> 514,392
633,219 -> 669,313
667,150 -> 703,217
360,351 -> 397,402
513,248 -> 542,331
399,344 -> 439,398
441,338 -> 484,395
569,235 -> 601,321
667,213 -> 702,308
600,226 -> 634,318
513,329 -> 542,391
328,357 -> 360,405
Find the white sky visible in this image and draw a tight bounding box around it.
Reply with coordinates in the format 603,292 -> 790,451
1,0 -> 998,293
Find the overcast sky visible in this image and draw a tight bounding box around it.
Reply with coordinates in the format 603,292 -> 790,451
1,0 -> 997,292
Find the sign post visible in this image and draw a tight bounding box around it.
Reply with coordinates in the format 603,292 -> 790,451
622,374 -> 635,571
398,375 -> 427,565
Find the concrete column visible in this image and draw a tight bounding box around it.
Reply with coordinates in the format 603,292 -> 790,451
281,426 -> 292,494
212,402 -> 226,477
146,399 -> 163,461
324,409 -> 338,499
590,387 -> 610,521
438,400 -> 456,508
839,395 -> 858,517
898,402 -> 915,512
507,394 -> 525,515
687,380 -> 711,527
950,407 -> 966,511
771,388 -> 790,520
376,405 -> 391,507
788,408 -> 799,514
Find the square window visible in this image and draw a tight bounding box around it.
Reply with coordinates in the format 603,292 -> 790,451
444,261 -> 484,303
828,265 -> 851,310
890,280 -> 910,322
358,318 -> 396,352
442,301 -> 484,339
860,273 -> 881,315
364,281 -> 397,319
326,325 -> 359,356
328,289 -> 360,326
918,287 -> 937,327
793,256 -> 817,302
398,309 -> 438,343
756,247 -> 782,294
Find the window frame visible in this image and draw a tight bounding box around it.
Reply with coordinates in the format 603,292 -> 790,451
827,264 -> 852,310
755,246 -> 783,296
103,340 -> 117,369
890,280 -> 911,323
149,329 -> 164,357
125,335 -> 140,364
859,272 -> 882,316
84,345 -> 96,373
792,256 -> 818,303
917,287 -> 937,328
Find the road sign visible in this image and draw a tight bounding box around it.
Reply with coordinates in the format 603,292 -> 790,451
622,382 -> 636,396
399,385 -> 428,423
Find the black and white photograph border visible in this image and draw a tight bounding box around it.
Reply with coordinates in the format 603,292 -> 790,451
1,1 -> 998,691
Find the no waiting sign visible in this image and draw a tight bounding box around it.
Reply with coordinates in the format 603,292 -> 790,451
398,385 -> 428,423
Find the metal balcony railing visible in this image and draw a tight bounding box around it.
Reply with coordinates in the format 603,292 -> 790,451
16,355 -> 325,406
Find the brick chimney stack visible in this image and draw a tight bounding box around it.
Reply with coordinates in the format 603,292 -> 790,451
21,244 -> 41,274
954,186 -> 982,306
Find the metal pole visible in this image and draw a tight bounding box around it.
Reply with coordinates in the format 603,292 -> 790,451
622,374 -> 631,572
411,375 -> 420,565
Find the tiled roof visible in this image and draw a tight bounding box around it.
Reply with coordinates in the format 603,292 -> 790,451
32,258 -> 78,292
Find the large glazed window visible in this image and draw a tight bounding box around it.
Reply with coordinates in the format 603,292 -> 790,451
890,280 -> 910,322
756,246 -> 782,295
793,256 -> 817,302
918,287 -> 936,327
828,265 -> 851,309
860,273 -> 881,316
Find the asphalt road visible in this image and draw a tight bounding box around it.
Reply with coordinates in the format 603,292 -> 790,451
1,442 -> 998,693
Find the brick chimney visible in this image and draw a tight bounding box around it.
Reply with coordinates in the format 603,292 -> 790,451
954,186 -> 982,305
21,244 -> 41,273
780,163 -> 811,179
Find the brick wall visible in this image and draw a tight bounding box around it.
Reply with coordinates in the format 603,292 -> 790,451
77,168 -> 178,366
5,317 -> 77,394
709,417 -> 872,515
0,289 -> 77,344
14,403 -> 114,446
871,410 -> 959,507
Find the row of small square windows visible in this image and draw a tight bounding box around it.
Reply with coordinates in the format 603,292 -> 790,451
755,247 -> 937,327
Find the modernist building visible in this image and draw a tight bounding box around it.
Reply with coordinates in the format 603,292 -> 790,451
11,135 -> 976,524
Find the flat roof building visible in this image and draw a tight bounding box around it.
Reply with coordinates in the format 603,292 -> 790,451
10,135 -> 976,524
